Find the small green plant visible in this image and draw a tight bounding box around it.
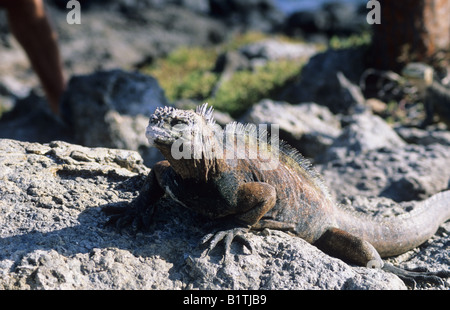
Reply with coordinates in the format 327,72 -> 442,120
329,31 -> 372,50
141,32 -> 307,117
221,31 -> 269,52
173,70 -> 218,100
210,60 -> 303,117
142,46 -> 218,101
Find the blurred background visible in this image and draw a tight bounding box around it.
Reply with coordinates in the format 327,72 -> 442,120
0,0 -> 448,167
0,0 -> 370,101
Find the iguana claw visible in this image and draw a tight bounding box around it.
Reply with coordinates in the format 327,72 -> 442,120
102,203 -> 155,232
201,227 -> 252,260
382,263 -> 450,288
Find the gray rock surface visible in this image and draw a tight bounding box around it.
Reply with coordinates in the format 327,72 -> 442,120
0,93 -> 73,144
314,112 -> 450,203
279,47 -> 367,114
320,111 -> 407,162
319,143 -> 450,203
239,39 -> 318,64
52,3 -> 228,76
241,99 -> 341,159
394,126 -> 450,146
61,69 -> 167,166
1,138 -> 448,290
0,70 -> 167,166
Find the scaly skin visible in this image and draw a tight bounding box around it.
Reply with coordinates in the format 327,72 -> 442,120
104,104 -> 450,284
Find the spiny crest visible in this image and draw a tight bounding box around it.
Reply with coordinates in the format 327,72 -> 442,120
223,122 -> 258,138
196,103 -> 215,125
151,105 -> 199,127
224,120 -> 330,199
277,140 -> 330,199
150,105 -> 177,124
151,103 -> 215,126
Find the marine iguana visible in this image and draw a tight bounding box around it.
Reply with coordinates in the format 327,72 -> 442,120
104,103 -> 450,284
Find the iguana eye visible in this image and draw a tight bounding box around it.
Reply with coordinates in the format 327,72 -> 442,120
170,119 -> 184,127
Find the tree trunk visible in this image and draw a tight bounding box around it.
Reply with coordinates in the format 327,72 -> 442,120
370,0 -> 450,72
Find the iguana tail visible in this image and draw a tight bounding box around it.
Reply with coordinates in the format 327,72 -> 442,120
335,190 -> 450,257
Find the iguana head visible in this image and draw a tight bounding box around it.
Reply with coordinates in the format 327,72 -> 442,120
145,104 -> 285,180
146,103 -> 216,148
146,104 -> 222,180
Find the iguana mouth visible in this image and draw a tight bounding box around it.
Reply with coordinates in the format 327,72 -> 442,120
145,125 -> 174,146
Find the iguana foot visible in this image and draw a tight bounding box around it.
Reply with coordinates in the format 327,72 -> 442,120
382,263 -> 450,287
102,203 -> 155,232
102,164 -> 165,232
201,227 -> 252,260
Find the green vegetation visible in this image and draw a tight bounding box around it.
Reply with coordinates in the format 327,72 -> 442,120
142,30 -> 371,117
220,31 -> 270,52
143,46 -> 218,101
141,32 -> 306,117
210,60 -> 302,116
329,31 -> 372,50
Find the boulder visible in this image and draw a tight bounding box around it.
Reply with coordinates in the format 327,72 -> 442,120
241,99 -> 341,160
238,39 -> 318,64
395,126 -> 450,146
319,143 -> 450,203
279,47 -> 367,114
316,111 -> 450,202
0,92 -> 73,144
61,69 -> 167,166
0,70 -> 166,167
320,111 -> 406,162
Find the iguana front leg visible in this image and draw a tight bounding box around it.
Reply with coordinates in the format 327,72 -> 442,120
102,160 -> 169,231
202,182 -> 276,259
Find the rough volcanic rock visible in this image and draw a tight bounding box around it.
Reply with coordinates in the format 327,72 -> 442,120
60,69 -> 167,151
279,47 -> 367,114
320,111 -> 406,162
241,99 -> 341,160
0,139 -> 448,290
319,143 -> 450,203
0,70 -> 167,166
